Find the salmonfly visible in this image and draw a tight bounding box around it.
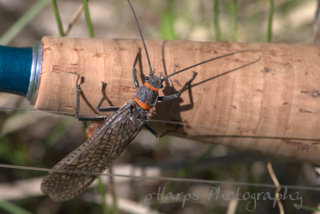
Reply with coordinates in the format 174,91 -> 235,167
41,0 -> 257,201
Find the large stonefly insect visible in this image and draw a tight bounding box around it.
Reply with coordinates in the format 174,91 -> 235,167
41,0 -> 253,201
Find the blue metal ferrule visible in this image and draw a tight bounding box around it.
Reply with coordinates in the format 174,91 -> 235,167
0,41 -> 42,104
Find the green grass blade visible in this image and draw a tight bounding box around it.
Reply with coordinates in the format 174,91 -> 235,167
109,179 -> 119,214
213,0 -> 221,41
160,0 -> 177,40
43,118 -> 74,147
231,0 -> 238,42
0,200 -> 32,214
266,0 -> 274,42
82,0 -> 95,38
97,177 -> 110,214
294,204 -> 320,212
51,0 -> 65,36
0,0 -> 51,45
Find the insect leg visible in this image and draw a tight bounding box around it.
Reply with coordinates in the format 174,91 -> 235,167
75,75 -> 106,121
145,123 -> 160,138
158,72 -> 197,101
145,122 -> 181,138
132,48 -> 142,89
97,82 -> 120,112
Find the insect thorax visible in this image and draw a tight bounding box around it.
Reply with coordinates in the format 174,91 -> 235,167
135,85 -> 158,106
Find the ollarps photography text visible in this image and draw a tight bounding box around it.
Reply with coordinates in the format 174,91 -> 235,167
143,185 -> 303,212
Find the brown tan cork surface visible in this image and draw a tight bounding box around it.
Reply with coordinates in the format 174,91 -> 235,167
35,37 -> 320,163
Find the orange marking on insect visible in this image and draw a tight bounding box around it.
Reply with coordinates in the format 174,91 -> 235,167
144,82 -> 158,92
134,96 -> 153,110
85,122 -> 104,138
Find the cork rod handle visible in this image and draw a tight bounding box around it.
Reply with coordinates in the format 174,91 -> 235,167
36,36 -> 320,164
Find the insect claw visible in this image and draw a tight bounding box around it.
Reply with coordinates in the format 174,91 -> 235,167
76,75 -> 84,86
101,81 -> 107,87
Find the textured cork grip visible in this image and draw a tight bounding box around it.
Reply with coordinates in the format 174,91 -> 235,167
36,36 -> 320,164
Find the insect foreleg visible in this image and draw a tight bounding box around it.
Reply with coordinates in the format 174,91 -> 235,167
75,75 -> 108,121
96,82 -> 120,112
132,48 -> 142,89
158,71 -> 197,101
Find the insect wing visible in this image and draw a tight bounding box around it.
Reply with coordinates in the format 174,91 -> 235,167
41,101 -> 144,201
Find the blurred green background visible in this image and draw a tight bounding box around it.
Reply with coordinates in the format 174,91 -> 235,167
0,0 -> 319,214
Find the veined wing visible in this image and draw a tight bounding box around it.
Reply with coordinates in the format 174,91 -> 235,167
41,101 -> 145,201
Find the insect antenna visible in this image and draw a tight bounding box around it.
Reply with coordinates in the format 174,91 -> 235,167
161,50 -> 258,82
127,0 -> 153,76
